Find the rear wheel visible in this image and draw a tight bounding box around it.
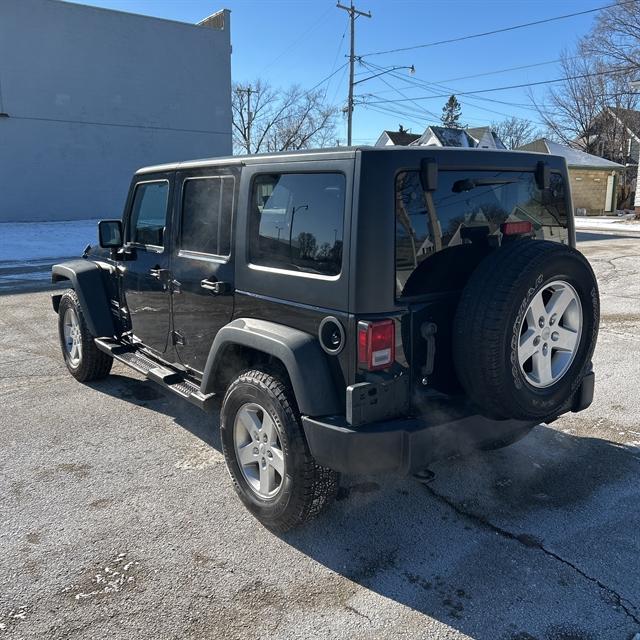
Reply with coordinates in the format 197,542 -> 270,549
57,290 -> 113,382
220,369 -> 339,532
453,240 -> 599,421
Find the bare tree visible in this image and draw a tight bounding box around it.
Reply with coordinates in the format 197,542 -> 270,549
530,0 -> 640,208
232,80 -> 337,155
490,116 -> 541,149
583,0 -> 640,68
532,53 -> 611,150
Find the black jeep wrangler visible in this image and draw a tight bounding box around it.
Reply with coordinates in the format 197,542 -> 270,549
52,147 -> 598,531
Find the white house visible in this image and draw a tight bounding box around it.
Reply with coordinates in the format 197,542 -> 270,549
375,124 -> 506,149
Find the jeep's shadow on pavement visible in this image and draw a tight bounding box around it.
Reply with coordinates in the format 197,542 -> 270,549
576,231 -> 640,243
89,374 -> 640,639
280,425 -> 640,639
88,372 -> 223,451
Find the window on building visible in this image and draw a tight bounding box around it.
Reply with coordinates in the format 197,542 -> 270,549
129,181 -> 169,247
180,176 -> 234,256
249,173 -> 345,276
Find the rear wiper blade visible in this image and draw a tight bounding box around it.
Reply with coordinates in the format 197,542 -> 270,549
452,178 -> 518,193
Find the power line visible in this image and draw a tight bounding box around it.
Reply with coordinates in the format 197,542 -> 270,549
367,57 -> 579,96
307,61 -> 349,94
360,64 -> 640,105
257,5 -> 333,75
360,0 -> 637,57
323,22 -> 349,102
381,67 -> 546,115
359,60 -> 439,120
330,63 -> 350,105
360,60 -> 549,117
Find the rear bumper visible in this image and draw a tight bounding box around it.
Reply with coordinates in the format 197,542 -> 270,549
302,372 -> 595,476
302,412 -> 536,475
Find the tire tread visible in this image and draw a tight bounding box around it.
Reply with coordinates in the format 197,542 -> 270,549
453,240 -> 598,420
58,290 -> 113,382
222,369 -> 339,532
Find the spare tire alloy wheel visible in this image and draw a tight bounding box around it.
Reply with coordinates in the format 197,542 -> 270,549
517,280 -> 582,388
233,402 -> 285,498
453,240 -> 599,421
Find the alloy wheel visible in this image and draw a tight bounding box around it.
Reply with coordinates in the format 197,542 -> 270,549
233,402 -> 285,498
517,280 -> 582,388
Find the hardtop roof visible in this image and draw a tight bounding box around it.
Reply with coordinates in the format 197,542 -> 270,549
135,145 -> 560,175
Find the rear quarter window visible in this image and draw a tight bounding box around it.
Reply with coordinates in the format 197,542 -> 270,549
248,172 -> 345,277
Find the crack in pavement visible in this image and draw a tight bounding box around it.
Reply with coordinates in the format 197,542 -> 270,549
420,483 -> 640,627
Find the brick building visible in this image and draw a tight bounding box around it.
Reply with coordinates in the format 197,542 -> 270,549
518,139 -> 624,215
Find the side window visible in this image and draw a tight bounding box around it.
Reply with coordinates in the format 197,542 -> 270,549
180,176 -> 234,257
249,173 -> 345,276
128,181 -> 169,247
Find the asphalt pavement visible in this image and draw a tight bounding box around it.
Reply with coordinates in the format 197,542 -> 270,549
1,232 -> 639,639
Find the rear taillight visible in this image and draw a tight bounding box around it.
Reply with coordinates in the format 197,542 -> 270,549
357,320 -> 395,370
501,221 -> 533,236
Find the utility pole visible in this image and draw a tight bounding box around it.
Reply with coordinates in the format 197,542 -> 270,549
337,1 -> 371,146
236,86 -> 255,153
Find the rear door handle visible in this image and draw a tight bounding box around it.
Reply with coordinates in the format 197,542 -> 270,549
200,278 -> 231,295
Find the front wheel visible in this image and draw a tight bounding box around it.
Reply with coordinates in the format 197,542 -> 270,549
57,290 -> 113,382
220,369 -> 339,532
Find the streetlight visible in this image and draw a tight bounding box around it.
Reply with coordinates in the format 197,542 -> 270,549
343,64 -> 415,144
352,64 -> 415,87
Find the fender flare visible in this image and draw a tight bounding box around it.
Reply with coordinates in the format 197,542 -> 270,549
51,260 -> 115,338
201,318 -> 341,417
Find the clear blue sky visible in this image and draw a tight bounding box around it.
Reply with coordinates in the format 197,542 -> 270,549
65,0 -> 606,144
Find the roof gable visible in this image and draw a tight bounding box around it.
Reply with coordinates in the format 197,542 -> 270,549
608,107 -> 640,139
413,126 -> 476,147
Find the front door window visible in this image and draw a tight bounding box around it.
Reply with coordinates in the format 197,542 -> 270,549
128,181 -> 169,247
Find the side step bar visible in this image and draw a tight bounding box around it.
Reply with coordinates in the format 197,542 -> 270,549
94,337 -> 216,411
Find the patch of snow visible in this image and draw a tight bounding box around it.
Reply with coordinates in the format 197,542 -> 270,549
0,219 -> 99,263
574,216 -> 640,232
0,271 -> 50,281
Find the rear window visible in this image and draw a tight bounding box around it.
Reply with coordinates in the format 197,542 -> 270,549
180,176 -> 234,257
395,170 -> 568,296
249,173 -> 345,277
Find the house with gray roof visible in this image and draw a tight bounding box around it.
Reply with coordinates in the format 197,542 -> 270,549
375,126 -> 421,147
466,126 -> 507,149
518,138 -> 625,215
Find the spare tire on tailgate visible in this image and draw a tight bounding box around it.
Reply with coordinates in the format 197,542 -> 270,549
453,239 -> 599,421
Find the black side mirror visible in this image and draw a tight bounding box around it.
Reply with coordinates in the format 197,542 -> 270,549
98,220 -> 123,249
420,158 -> 438,192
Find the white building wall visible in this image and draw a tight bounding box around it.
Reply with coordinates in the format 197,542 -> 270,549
0,0 -> 232,222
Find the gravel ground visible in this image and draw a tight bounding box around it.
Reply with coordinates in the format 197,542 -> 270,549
1,232 -> 639,640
